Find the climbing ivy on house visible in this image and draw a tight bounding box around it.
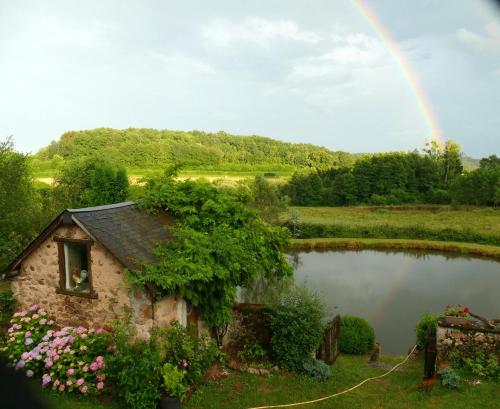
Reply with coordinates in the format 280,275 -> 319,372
126,168 -> 292,331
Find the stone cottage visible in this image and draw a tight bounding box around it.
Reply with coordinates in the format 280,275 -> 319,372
4,201 -> 200,339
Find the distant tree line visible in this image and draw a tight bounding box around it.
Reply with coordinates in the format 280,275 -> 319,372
34,128 -> 362,170
283,141 -> 499,207
283,141 -> 458,205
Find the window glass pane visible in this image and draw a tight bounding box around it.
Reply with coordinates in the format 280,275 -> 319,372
63,243 -> 89,293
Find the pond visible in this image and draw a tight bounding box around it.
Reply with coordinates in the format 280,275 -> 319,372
291,249 -> 500,355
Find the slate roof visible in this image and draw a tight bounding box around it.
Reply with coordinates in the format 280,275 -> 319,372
70,202 -> 174,269
4,201 -> 174,275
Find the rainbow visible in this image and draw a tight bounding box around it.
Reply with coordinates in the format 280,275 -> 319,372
352,0 -> 444,147
368,256 -> 414,324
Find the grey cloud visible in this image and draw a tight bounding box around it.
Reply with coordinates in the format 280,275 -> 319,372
0,0 -> 498,157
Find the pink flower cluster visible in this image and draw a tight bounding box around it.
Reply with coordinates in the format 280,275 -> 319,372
1,305 -> 53,375
2,305 -> 107,396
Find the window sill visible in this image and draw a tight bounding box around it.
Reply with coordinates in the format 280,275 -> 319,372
56,288 -> 98,299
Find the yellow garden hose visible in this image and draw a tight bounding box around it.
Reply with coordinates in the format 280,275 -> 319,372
248,345 -> 418,409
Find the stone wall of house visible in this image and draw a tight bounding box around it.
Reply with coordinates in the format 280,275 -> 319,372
10,223 -> 185,339
436,316 -> 500,369
154,296 -> 185,328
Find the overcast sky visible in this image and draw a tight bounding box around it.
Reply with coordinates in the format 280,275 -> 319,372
1,0 -> 499,157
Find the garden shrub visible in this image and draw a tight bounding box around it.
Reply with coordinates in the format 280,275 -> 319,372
269,286 -> 326,372
415,312 -> 440,349
450,350 -> 500,380
162,362 -> 186,399
159,320 -> 222,386
1,305 -> 108,395
302,358 -> 331,381
439,367 -> 461,388
237,339 -> 268,364
105,321 -> 163,409
339,316 -> 375,355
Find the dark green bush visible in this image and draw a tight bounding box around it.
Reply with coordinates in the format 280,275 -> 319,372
415,312 -> 440,349
237,339 -> 268,364
269,286 -> 326,372
339,316 -> 375,354
0,287 -> 15,328
302,358 -> 331,381
105,322 -> 162,409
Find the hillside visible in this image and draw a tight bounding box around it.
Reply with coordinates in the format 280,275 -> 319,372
34,128 -> 363,172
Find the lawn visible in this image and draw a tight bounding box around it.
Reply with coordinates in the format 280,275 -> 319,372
184,355 -> 498,409
37,392 -> 120,409
35,354 -> 498,409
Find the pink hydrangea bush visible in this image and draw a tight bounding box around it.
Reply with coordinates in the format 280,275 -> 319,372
0,305 -> 53,373
1,306 -> 108,395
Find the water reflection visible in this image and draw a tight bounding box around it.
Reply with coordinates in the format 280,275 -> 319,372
291,250 -> 499,354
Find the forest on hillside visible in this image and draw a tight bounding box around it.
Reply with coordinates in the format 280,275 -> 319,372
34,128 -> 363,171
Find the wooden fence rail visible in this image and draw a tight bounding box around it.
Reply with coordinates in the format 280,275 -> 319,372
317,314 -> 340,364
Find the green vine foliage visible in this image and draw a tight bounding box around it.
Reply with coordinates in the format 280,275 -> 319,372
127,169 -> 292,329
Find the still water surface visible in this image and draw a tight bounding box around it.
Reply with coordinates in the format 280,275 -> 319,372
292,250 -> 500,355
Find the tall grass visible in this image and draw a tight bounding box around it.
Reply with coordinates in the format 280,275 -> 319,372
284,206 -> 500,246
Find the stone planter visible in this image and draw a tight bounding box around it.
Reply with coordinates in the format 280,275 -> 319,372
159,396 -> 181,409
441,316 -> 469,327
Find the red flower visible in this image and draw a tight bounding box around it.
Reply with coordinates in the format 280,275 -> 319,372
464,307 -> 470,313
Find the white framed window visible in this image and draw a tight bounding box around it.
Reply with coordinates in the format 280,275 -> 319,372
54,237 -> 96,298
63,242 -> 90,293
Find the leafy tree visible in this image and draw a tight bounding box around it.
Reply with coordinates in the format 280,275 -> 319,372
249,175 -> 287,224
127,170 -> 292,334
0,138 -> 47,271
284,170 -> 323,206
54,159 -> 129,208
88,163 -> 129,205
450,166 -> 500,206
441,140 -> 463,186
479,155 -> 500,169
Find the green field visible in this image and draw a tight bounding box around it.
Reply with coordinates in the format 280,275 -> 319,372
286,206 -> 500,246
33,168 -> 291,188
289,206 -> 500,236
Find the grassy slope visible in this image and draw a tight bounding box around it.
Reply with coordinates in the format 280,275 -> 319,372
185,355 -> 498,409
291,206 -> 499,237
